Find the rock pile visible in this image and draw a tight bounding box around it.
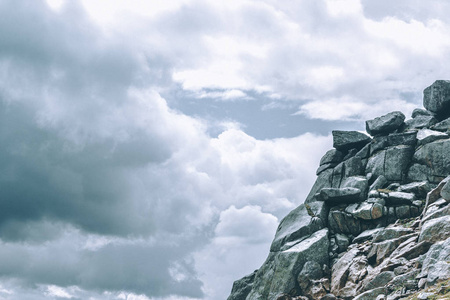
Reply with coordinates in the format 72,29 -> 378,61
228,80 -> 450,300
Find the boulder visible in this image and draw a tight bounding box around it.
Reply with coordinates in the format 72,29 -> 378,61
418,215 -> 450,243
228,271 -> 257,300
386,192 -> 415,205
430,116 -> 450,132
440,180 -> 450,200
397,181 -> 430,198
416,129 -> 448,145
363,271 -> 395,291
320,149 -> 344,166
404,115 -> 438,130
373,227 -> 414,243
328,209 -> 361,236
412,108 -> 434,118
332,130 -> 371,152
270,203 -> 325,252
369,175 -> 388,191
423,80 -> 450,117
319,187 -> 361,204
246,229 -> 330,300
417,237 -> 450,286
343,176 -> 368,200
353,228 -> 384,244
366,111 -> 405,136
412,139 -> 450,183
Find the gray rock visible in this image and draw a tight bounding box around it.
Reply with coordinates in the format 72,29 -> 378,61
370,175 -> 388,191
366,150 -> 386,179
418,237 -> 450,286
417,128 -> 448,145
305,169 -> 333,203
320,149 -> 344,166
387,131 -> 417,146
316,163 -> 337,175
417,292 -> 437,300
404,115 -> 438,130
247,229 -> 330,300
363,271 -> 394,291
343,176 -> 368,200
328,209 -> 361,236
355,143 -> 371,159
431,116 -> 450,132
419,215 -> 450,243
440,180 -> 450,200
369,233 -> 416,265
412,108 -> 434,118
398,181 -> 430,198
354,287 -> 386,300
384,145 -> 414,181
228,271 -> 257,300
423,80 -> 450,117
395,205 -> 411,219
270,203 -> 325,252
407,163 -> 430,182
353,228 -> 384,244
352,202 -> 374,220
371,203 -> 384,219
332,130 -> 371,152
386,191 -> 415,205
299,261 -> 323,280
320,294 -> 337,300
319,187 -> 361,204
413,139 -> 450,183
373,227 -> 414,243
366,111 -> 405,136
335,234 -> 350,253
343,156 -> 365,178
330,248 -> 358,296
370,135 -> 389,155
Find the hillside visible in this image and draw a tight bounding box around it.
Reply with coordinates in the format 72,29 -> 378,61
228,80 -> 450,300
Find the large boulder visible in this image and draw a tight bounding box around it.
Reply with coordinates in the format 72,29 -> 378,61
419,215 -> 450,243
246,229 -> 330,300
319,187 -> 361,204
227,271 -> 257,300
332,131 -> 371,152
366,111 -> 405,136
412,139 -> 450,183
270,202 -> 326,252
417,237 -> 450,286
423,80 -> 450,118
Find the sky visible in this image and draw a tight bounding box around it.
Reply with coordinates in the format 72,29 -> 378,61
1,0 -> 450,299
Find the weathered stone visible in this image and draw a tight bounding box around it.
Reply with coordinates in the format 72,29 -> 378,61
440,180 -> 450,200
247,229 -> 329,299
363,271 -> 395,291
395,205 -> 411,219
417,237 -> 450,286
335,234 -> 350,253
373,227 -> 414,243
370,175 -> 388,191
332,130 -> 371,152
387,131 -> 417,146
366,150 -> 386,179
328,209 -> 361,236
423,80 -> 450,117
355,287 -> 387,300
413,138 -> 450,183
366,111 -> 406,136
371,203 -> 384,219
398,181 -> 430,198
418,215 -> 450,243
404,115 -> 438,130
369,233 -> 416,265
370,135 -> 389,155
228,271 -> 257,300
316,163 -> 337,176
319,187 -> 361,204
412,108 -> 434,118
417,128 -> 448,145
386,191 -> 415,205
417,292 -> 437,300
352,202 -> 374,220
271,203 -> 325,252
353,228 -> 384,244
343,176 -> 368,201
391,240 -> 432,261
422,203 -> 450,225
430,116 -> 450,132
407,163 -> 430,182
355,143 -> 371,159
320,294 -> 337,300
384,145 -> 414,181
330,248 -> 358,295
343,148 -> 358,161
320,149 -> 344,166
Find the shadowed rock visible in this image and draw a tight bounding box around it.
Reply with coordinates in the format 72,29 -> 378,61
332,131 -> 371,152
366,111 -> 405,136
423,80 -> 450,118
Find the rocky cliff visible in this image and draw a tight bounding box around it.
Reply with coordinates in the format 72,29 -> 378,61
228,80 -> 450,300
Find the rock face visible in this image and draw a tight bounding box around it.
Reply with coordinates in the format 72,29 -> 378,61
228,80 -> 450,300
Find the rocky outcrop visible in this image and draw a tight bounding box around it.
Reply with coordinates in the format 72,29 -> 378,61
228,80 -> 450,300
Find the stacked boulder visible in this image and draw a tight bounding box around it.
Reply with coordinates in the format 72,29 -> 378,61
228,80 -> 450,300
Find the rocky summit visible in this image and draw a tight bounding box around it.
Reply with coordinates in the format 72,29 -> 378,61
227,80 -> 450,300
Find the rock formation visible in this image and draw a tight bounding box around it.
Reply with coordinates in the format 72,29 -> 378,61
228,80 -> 450,300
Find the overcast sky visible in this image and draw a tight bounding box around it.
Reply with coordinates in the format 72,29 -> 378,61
1,0 -> 450,299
